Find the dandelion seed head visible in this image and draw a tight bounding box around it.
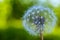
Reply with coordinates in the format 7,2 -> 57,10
23,6 -> 57,36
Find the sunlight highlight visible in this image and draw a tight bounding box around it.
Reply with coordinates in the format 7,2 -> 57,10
49,0 -> 60,7
0,0 -> 4,3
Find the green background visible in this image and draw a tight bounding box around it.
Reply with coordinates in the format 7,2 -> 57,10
0,0 -> 60,40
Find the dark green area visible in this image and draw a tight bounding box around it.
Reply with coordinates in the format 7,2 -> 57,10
0,27 -> 60,40
12,0 -> 35,19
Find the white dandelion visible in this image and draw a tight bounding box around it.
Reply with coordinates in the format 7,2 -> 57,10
23,6 -> 57,40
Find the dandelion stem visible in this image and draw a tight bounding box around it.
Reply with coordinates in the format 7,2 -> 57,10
40,25 -> 43,40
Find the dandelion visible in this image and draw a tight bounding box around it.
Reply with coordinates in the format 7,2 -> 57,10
23,6 -> 57,40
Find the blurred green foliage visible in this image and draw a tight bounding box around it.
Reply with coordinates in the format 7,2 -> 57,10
12,0 -> 36,19
0,27 -> 60,40
0,0 -> 60,40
